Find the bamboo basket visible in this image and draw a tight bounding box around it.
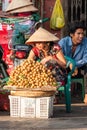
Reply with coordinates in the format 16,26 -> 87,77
11,89 -> 56,97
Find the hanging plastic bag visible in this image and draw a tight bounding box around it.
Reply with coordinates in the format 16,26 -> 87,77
50,0 -> 65,29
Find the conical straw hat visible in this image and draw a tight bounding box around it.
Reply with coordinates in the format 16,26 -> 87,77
26,27 -> 59,45
7,5 -> 38,13
6,0 -> 32,12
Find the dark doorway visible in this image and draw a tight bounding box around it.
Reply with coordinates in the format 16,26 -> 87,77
67,0 -> 87,36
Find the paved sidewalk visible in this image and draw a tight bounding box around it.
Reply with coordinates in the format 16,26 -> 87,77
0,103 -> 87,130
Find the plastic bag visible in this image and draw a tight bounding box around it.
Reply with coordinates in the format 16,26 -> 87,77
50,0 -> 65,29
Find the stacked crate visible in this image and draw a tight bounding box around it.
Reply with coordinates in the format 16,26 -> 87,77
9,95 -> 54,118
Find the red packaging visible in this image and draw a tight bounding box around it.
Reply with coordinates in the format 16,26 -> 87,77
0,90 -> 10,111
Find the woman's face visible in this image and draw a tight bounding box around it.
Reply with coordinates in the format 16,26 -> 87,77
70,28 -> 84,46
35,42 -> 45,50
43,43 -> 50,51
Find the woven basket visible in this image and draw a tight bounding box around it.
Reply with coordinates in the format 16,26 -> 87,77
11,89 -> 55,97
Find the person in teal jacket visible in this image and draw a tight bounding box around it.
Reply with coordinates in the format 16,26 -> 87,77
58,21 -> 87,71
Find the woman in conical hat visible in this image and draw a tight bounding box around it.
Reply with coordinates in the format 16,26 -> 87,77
26,27 -> 67,67
26,27 -> 70,81
26,27 -> 71,104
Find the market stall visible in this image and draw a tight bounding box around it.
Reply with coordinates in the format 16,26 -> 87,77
0,0 -> 39,111
0,0 -> 53,117
4,59 -> 57,118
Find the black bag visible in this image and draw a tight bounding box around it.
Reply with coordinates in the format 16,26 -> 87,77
45,59 -> 67,83
0,46 -> 3,60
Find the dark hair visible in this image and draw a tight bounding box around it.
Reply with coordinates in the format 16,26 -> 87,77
48,42 -> 54,51
67,21 -> 85,35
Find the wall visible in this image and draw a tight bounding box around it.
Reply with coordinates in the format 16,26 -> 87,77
43,0 -> 61,38
34,0 -> 61,39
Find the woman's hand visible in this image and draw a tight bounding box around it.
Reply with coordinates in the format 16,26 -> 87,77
40,56 -> 53,65
41,48 -> 48,57
68,62 -> 78,76
69,63 -> 73,70
68,63 -> 78,76
72,67 -> 78,76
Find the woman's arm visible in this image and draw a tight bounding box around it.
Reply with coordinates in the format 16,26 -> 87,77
28,50 -> 35,60
41,50 -> 67,69
56,50 -> 67,68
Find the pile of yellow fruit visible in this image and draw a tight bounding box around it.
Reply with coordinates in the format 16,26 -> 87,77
7,59 -> 57,89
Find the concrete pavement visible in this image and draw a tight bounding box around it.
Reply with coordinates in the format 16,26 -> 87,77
0,103 -> 87,130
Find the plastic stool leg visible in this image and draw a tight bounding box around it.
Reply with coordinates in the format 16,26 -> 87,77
80,79 -> 85,101
71,78 -> 85,101
64,75 -> 71,113
65,84 -> 71,113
